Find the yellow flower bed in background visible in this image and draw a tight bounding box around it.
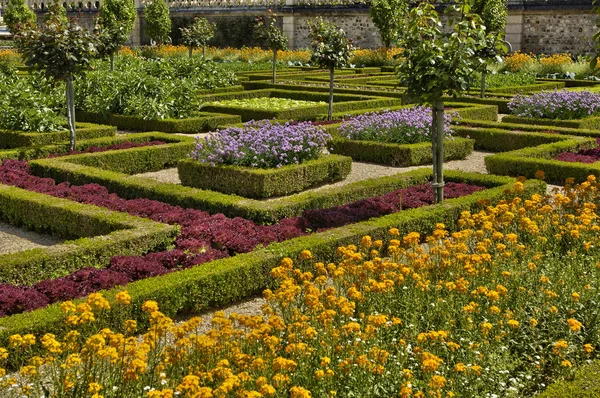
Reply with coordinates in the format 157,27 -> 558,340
503,51 -> 535,72
2,177 -> 600,397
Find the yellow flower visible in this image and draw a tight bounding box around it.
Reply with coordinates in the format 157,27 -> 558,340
530,318 -> 539,327
142,300 -> 159,313
429,375 -> 446,389
88,382 -> 103,394
561,360 -> 573,368
60,301 -> 76,314
290,386 -> 312,398
87,293 -> 110,311
507,320 -> 520,329
567,318 -> 583,332
116,291 -> 132,305
300,250 -> 312,260
20,365 -> 37,377
480,322 -> 493,335
389,228 -> 400,236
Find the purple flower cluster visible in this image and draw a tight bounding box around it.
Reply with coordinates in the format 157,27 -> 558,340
508,90 -> 600,120
190,120 -> 331,169
554,138 -> 600,163
0,159 -> 483,317
338,107 -> 452,144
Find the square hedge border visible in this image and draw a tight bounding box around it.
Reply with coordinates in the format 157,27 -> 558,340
178,154 -> 352,199
0,171 -> 546,359
76,111 -> 242,134
0,123 -> 116,150
501,115 -> 600,131
0,183 -> 178,286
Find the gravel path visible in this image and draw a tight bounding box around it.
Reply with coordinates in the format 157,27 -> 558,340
134,151 -> 492,197
0,222 -> 63,255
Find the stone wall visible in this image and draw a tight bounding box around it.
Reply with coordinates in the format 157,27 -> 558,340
521,10 -> 596,54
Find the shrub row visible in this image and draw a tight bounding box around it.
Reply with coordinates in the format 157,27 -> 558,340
241,81 -> 406,99
330,137 -> 474,166
465,81 -> 566,95
0,123 -> 116,150
0,132 -> 183,161
448,96 -> 512,113
0,172 -> 546,358
457,119 -> 600,139
76,111 -> 241,134
502,115 -> 600,130
452,125 -> 570,152
178,154 -> 352,199
484,136 -> 600,183
0,184 -> 178,286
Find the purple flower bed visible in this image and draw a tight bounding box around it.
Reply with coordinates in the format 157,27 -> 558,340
508,90 -> 600,120
190,120 -> 331,169
553,138 -> 600,163
338,107 -> 452,144
47,141 -> 167,158
0,159 -> 483,317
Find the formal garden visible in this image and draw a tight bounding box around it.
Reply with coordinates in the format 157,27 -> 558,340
2,0 -> 600,395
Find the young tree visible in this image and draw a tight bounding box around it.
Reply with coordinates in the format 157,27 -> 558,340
472,0 -> 508,97
308,17 -> 354,121
44,1 -> 68,25
180,17 -> 215,58
144,0 -> 171,46
3,0 -> 37,34
397,1 -> 487,203
96,0 -> 136,71
15,6 -> 97,151
369,0 -> 409,50
255,11 -> 287,84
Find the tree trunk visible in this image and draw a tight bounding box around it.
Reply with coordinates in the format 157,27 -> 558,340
328,67 -> 334,121
66,75 -> 76,151
202,46 -> 206,58
272,49 -> 277,84
189,46 -> 193,59
431,100 -> 445,204
110,52 -> 115,72
480,64 -> 487,99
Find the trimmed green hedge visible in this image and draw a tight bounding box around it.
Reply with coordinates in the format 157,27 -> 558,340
178,155 -> 352,199
200,89 -> 402,122
502,115 -> 600,130
484,136 -> 600,183
0,184 -> 178,286
539,361 -> 600,398
0,171 -> 546,366
0,123 -> 116,149
0,132 -> 186,161
76,111 -> 241,134
448,96 -> 512,114
452,125 -> 570,152
330,137 -> 474,166
457,119 -> 600,139
465,81 -> 565,95
537,78 -> 600,88
241,81 -> 406,99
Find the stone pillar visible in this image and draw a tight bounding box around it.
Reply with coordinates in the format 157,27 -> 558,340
505,9 -> 524,52
282,14 -> 295,49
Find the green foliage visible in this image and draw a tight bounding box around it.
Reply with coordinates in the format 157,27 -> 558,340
472,0 -> 507,35
180,17 -> 216,51
3,0 -> 37,34
96,0 -> 137,58
0,73 -> 64,132
0,184 -> 178,286
15,6 -> 97,82
330,137 -> 474,167
539,361 -> 600,398
0,122 -> 115,150
178,155 -> 352,199
308,17 -> 354,70
397,1 -> 488,103
502,115 -> 600,130
204,97 -> 326,110
369,0 -> 409,49
144,0 -> 171,45
43,2 -> 68,26
255,13 -> 288,52
75,56 -> 237,120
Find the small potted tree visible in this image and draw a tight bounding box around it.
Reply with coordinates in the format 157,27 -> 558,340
308,17 -> 354,121
3,0 -> 37,34
144,0 -> 171,46
397,0 -> 487,203
255,11 -> 287,84
96,0 -> 137,71
15,6 -> 97,151
180,17 -> 216,59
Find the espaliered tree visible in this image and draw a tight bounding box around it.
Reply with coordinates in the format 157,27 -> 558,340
308,17 -> 354,121
180,17 -> 216,58
255,11 -> 287,84
397,0 -> 487,204
96,0 -> 136,71
3,0 -> 37,34
369,0 -> 409,50
472,0 -> 508,98
144,0 -> 171,45
15,7 -> 97,151
591,0 -> 600,71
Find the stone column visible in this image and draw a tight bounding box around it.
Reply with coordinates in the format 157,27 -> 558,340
282,0 -> 296,49
505,9 -> 524,52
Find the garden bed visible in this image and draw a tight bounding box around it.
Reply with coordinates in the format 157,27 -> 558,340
501,115 -> 600,130
0,122 -> 116,149
178,154 -> 352,199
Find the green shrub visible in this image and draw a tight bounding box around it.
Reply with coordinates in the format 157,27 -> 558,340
539,361 -> 600,398
0,123 -> 116,150
502,115 -> 600,130
178,155 -> 352,199
0,184 -> 178,285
